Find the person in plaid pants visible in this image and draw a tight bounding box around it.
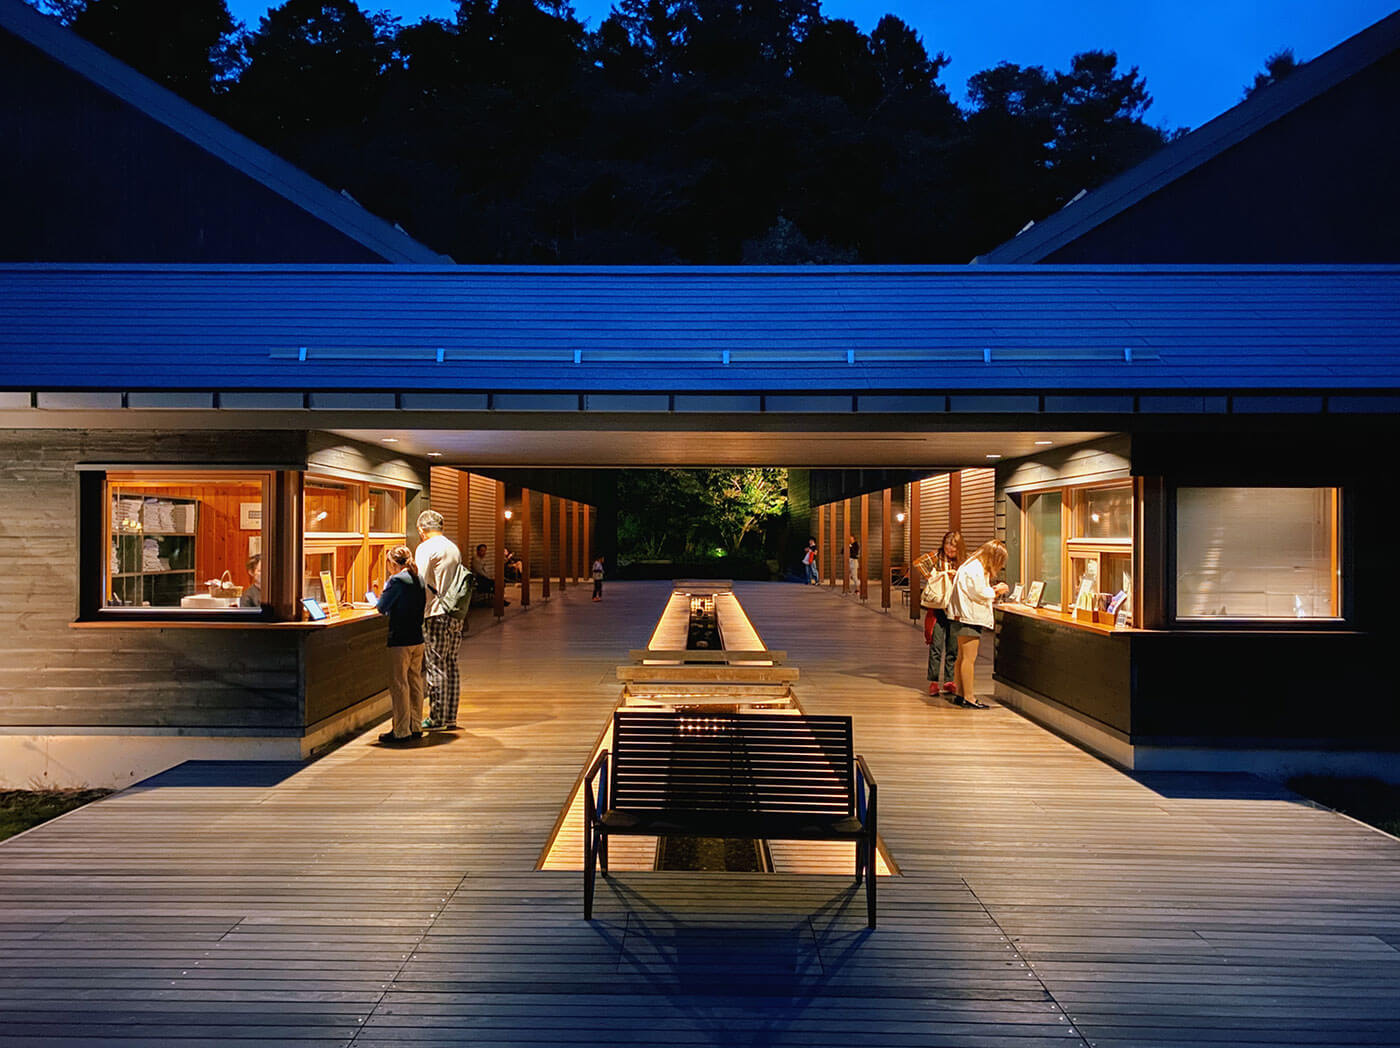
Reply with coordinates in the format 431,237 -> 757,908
414,510 -> 464,730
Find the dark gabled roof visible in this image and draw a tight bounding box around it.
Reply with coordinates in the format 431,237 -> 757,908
2,263 -> 1398,395
0,0 -> 448,264
975,9 -> 1400,264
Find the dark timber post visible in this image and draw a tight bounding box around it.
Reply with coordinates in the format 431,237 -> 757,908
571,501 -> 580,583
881,487 -> 892,610
860,493 -> 870,602
815,503 -> 824,583
493,479 -> 505,620
908,480 -> 922,620
520,487 -> 531,609
843,498 -> 852,594
559,500 -> 569,592
541,494 -> 552,600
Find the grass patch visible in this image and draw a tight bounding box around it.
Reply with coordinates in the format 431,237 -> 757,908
1287,776 -> 1400,838
0,789 -> 112,843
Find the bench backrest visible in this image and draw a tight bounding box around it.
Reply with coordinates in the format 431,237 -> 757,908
610,711 -> 854,818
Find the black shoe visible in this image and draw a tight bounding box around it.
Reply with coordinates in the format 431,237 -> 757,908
408,731 -> 423,740
378,730 -> 407,745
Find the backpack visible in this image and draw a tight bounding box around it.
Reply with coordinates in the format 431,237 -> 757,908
921,568 -> 954,610
430,562 -> 475,621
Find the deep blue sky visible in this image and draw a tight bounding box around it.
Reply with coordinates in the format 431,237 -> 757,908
226,0 -> 1398,130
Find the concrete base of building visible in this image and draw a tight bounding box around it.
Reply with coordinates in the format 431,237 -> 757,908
994,679 -> 1400,783
0,691 -> 392,790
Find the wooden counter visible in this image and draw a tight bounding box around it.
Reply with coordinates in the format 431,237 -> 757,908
996,601 -> 1129,636
71,608 -> 383,629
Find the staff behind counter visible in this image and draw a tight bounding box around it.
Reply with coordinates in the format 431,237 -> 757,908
239,554 -> 261,608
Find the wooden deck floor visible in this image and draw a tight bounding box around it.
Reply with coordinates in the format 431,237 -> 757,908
1,580 -> 1397,1046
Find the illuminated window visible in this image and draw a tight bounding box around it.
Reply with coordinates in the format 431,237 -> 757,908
105,471 -> 269,611
1023,491 -> 1063,607
1177,487 -> 1339,620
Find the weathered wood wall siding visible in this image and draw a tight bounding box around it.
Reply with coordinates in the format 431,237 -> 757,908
995,614 -> 1133,736
0,429 -> 308,730
303,614 -> 391,728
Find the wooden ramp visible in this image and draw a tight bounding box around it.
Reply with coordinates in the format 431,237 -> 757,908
0,580 -> 1397,1046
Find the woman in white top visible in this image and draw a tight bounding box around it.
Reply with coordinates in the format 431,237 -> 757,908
948,540 -> 1009,709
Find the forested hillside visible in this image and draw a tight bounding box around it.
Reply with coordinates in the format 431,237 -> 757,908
37,0 -> 1186,262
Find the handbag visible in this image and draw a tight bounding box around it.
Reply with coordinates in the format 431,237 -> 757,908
921,568 -> 953,610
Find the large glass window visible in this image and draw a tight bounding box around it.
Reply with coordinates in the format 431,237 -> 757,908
105,472 -> 269,611
302,475 -> 412,614
1177,487 -> 1339,620
1023,491 -> 1063,607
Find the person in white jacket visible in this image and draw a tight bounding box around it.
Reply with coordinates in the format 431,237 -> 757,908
948,540 -> 1009,709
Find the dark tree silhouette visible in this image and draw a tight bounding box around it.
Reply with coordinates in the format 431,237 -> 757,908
55,0 -> 238,103
1245,48 -> 1300,97
29,0 -> 1178,264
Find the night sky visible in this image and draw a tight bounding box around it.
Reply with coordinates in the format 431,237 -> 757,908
225,0 -> 1398,130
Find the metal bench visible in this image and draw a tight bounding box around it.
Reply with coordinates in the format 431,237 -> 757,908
583,710 -> 880,927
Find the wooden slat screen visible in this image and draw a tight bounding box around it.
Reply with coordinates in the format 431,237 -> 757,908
611,712 -> 854,817
467,472 -> 496,571
919,474 -> 950,554
961,468 -> 996,551
429,466 -> 461,546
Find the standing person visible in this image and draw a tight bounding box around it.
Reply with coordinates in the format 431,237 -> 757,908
802,537 -> 819,584
375,546 -> 426,745
948,540 -> 1010,709
847,535 -> 860,589
925,530 -> 965,697
415,510 -> 464,731
591,554 -> 605,602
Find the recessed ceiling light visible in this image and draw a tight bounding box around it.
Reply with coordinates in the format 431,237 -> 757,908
427,451 -> 443,458
1035,440 -> 1053,446
381,437 -> 398,444
985,453 -> 1001,459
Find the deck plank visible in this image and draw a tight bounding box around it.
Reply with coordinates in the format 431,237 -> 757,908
0,581 -> 1395,1046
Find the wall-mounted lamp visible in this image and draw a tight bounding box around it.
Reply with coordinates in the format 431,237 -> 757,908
503,509 -> 514,520
895,512 -> 906,523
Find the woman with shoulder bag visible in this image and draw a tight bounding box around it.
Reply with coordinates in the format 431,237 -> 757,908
923,531 -> 965,697
948,539 -> 1010,709
375,546 -> 427,744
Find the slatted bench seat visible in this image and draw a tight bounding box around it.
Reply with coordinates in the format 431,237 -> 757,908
583,710 -> 880,927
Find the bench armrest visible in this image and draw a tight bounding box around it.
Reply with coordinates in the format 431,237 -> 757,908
584,749 -> 610,826
855,754 -> 878,836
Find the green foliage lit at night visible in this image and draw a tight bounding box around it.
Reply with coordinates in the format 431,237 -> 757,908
616,468 -> 788,565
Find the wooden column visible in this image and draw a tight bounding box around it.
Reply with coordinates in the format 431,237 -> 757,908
492,479 -> 505,620
541,494 -> 551,600
815,503 -> 825,583
520,487 -> 531,609
841,498 -> 851,594
1136,475 -> 1165,629
571,501 -> 580,582
455,467 -> 469,553
551,503 -> 562,593
908,480 -> 921,620
949,470 -> 962,531
270,470 -> 301,620
881,487 -> 891,610
829,498 -> 837,587
860,493 -> 870,601
583,504 -> 592,575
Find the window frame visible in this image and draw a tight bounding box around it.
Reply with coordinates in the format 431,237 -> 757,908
1168,483 -> 1345,627
1012,478 -> 1135,624
83,468 -> 275,621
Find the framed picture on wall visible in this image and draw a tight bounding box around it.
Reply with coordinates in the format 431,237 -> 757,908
1025,581 -> 1045,608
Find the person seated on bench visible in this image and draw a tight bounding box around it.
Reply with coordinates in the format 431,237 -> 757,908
470,543 -> 494,595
